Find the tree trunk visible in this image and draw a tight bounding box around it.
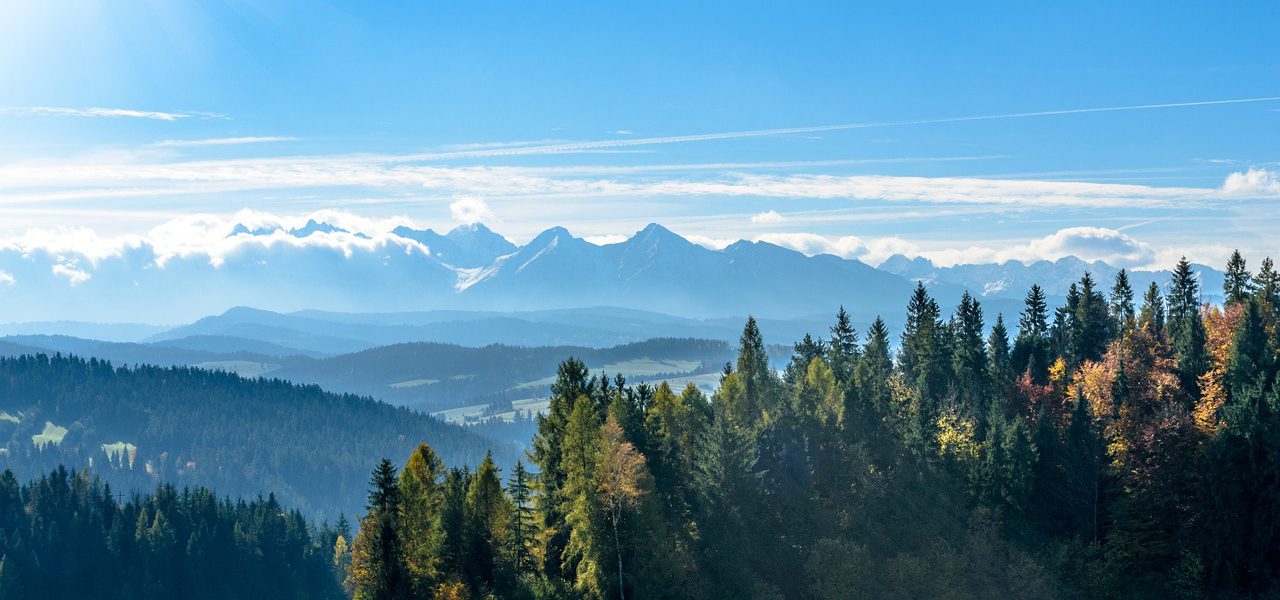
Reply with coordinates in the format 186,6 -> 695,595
612,511 -> 625,600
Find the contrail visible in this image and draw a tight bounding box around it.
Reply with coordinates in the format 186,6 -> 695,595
396,96 -> 1280,162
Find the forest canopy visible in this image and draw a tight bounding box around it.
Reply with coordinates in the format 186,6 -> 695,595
343,253 -> 1280,600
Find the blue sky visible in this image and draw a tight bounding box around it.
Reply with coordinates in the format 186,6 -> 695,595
1,0 -> 1278,269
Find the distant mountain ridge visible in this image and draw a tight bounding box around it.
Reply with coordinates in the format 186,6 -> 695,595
0,219 -> 1227,323
879,254 -> 1226,304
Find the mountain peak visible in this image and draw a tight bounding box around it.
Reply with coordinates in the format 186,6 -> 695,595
624,223 -> 692,248
530,226 -> 574,244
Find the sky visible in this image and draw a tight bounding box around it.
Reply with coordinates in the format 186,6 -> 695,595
1,0 -> 1278,271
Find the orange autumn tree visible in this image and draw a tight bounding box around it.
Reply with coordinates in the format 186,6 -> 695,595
1197,303 -> 1244,432
597,416 -> 650,600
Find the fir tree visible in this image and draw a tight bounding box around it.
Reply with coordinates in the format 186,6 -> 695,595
1139,281 -> 1166,337
1166,257 -> 1209,393
827,306 -> 860,385
1223,250 -> 1253,305
506,461 -> 537,575
1110,269 -> 1136,332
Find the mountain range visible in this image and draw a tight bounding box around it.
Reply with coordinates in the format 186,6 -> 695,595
0,220 -> 1226,324
0,218 -> 1223,327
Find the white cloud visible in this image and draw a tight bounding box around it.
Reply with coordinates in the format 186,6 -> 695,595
750,210 -> 785,224
584,234 -> 629,245
1222,167 -> 1280,196
152,136 -> 296,147
0,271 -> 12,286
51,262 -> 91,286
449,195 -> 496,224
0,153 -> 1231,210
740,226 -> 1159,269
0,106 -> 216,121
753,232 -> 919,265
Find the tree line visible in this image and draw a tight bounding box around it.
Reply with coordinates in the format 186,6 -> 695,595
0,354 -> 504,519
345,252 -> 1280,599
0,466 -> 346,599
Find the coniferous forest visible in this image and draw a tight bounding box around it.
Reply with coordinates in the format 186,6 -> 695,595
6,253 -> 1280,599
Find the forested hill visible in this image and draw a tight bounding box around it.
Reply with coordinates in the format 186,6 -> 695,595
339,257 -> 1280,600
0,354 -> 510,519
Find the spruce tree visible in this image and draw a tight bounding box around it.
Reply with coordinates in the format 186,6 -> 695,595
351,459 -> 410,600
950,291 -> 988,412
1254,257 -> 1279,313
987,314 -> 1013,403
827,306 -> 860,386
1166,258 -> 1209,393
735,317 -> 778,420
465,453 -> 509,593
506,461 -> 536,575
1071,273 -> 1111,366
1111,269 -> 1136,332
1013,285 -> 1051,382
1223,250 -> 1252,305
1139,281 -> 1166,337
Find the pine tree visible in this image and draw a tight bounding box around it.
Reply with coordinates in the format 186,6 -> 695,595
465,452 -> 510,593
1013,285 -> 1051,382
350,459 -> 410,600
1254,257 -> 1279,311
1166,258 -> 1209,393
950,291 -> 988,412
1226,299 -> 1273,402
900,283 -> 947,409
506,461 -> 537,575
987,314 -> 1013,405
851,317 -> 894,449
736,316 -> 778,420
1071,273 -> 1111,366
1223,250 -> 1252,305
1111,269 -> 1136,332
827,306 -> 860,385
1139,281 -> 1166,337
561,395 -> 606,597
785,333 -> 826,386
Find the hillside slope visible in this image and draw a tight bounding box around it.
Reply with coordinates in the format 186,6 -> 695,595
0,354 -> 508,519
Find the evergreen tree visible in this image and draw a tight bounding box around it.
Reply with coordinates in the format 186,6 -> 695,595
465,452 -> 510,594
1223,250 -> 1253,305
561,396 -> 606,597
506,461 -> 537,576
1167,257 -> 1209,393
399,443 -> 446,593
1071,273 -> 1111,366
1139,281 -> 1166,337
827,306 -> 860,385
1013,285 -> 1051,382
736,316 -> 778,420
785,333 -> 826,386
1255,257 -> 1279,312
1111,269 -> 1136,332
900,283 -> 947,409
987,314 -> 1013,402
349,459 -> 410,600
951,291 -> 989,413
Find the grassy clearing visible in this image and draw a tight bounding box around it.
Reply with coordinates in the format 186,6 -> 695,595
32,421 -> 68,449
390,378 -> 440,389
194,360 -> 280,378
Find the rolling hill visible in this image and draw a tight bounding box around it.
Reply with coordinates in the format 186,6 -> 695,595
0,354 -> 508,520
